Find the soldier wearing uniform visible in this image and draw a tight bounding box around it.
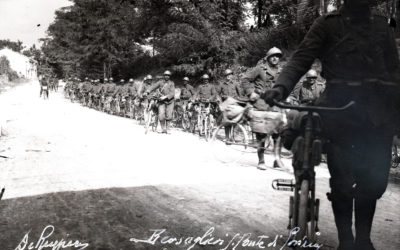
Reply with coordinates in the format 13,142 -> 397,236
39,75 -> 49,99
243,47 -> 283,170
217,69 -> 242,141
180,77 -> 195,110
217,69 -> 241,101
145,71 -> 175,133
194,74 -> 218,102
292,69 -> 325,104
263,1 -> 400,249
90,79 -> 101,109
244,46 -> 283,110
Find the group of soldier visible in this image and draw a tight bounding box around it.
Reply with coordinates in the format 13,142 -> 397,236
63,46 -> 326,170
39,74 -> 59,98
44,1 -> 400,250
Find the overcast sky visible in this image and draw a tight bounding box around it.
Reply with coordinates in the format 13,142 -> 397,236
0,0 -> 72,48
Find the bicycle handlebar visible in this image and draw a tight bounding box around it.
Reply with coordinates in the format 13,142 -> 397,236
192,100 -> 218,105
273,100 -> 355,112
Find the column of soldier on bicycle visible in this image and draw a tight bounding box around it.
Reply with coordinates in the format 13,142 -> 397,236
62,1 -> 400,249
62,46 -> 325,170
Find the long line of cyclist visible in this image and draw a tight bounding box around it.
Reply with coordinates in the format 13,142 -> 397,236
61,47 -> 326,170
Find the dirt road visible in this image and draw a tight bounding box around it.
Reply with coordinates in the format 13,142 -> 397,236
0,81 -> 399,250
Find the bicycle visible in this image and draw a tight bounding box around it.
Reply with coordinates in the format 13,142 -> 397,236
172,100 -> 185,129
211,98 -> 286,165
192,99 -> 217,141
271,100 -> 354,246
144,96 -> 160,134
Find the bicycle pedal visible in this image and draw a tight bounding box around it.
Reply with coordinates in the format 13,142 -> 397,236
272,179 -> 295,191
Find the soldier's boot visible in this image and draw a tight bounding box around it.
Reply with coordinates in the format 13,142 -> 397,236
354,197 -> 376,250
331,196 -> 354,250
224,127 -> 232,144
165,121 -> 170,134
257,143 -> 267,170
161,121 -> 167,134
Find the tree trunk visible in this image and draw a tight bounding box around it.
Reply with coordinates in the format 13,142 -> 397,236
103,62 -> 106,80
257,0 -> 263,28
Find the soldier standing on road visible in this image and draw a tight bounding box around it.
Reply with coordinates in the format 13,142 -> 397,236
145,71 -> 175,134
242,47 -> 283,170
39,75 -> 49,99
262,1 -> 400,249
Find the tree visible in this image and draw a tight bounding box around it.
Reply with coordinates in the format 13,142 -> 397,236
0,39 -> 25,52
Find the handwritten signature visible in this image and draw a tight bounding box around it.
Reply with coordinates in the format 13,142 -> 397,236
15,225 -> 89,250
130,227 -> 323,250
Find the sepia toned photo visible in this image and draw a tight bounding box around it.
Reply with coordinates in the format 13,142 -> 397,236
0,0 -> 399,250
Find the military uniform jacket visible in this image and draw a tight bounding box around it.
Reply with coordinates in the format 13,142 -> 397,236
147,80 -> 175,103
180,84 -> 195,100
91,85 -> 101,95
275,7 -> 400,133
106,83 -> 116,95
127,85 -> 138,97
292,79 -> 325,103
217,80 -> 241,100
195,83 -> 217,101
244,63 -> 280,94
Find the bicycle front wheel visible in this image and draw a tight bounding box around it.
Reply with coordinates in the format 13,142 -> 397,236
144,109 -> 153,134
210,123 -> 249,164
297,179 -> 309,241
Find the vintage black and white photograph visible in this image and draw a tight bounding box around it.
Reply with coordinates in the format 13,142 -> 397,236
0,0 -> 399,249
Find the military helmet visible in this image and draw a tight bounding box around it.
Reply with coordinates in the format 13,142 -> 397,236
183,77 -> 189,81
120,79 -> 125,83
146,74 -> 153,80
129,78 -> 134,82
104,78 -> 108,81
164,70 -> 172,76
266,47 -> 283,59
201,74 -> 210,80
306,69 -> 318,78
224,69 -> 233,76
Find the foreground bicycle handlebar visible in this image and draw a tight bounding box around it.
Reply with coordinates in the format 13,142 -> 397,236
273,100 -> 355,112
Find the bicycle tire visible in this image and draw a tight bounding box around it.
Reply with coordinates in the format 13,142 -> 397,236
205,115 -> 214,142
152,115 -> 158,132
297,179 -> 309,241
392,145 -> 400,168
182,112 -> 191,131
144,109 -> 153,134
173,105 -> 184,128
210,123 -> 249,164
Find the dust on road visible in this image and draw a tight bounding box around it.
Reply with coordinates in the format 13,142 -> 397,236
0,81 -> 399,250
